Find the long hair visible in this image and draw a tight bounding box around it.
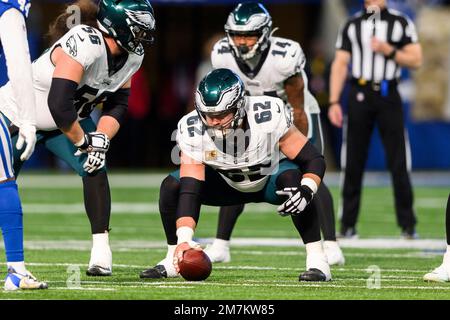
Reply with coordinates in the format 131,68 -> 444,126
46,0 -> 99,46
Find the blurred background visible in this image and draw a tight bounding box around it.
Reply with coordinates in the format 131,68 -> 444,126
4,0 -> 450,172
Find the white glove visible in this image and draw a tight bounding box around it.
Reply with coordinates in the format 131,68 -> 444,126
16,123 -> 36,161
276,185 -> 314,217
82,151 -> 106,174
74,131 -> 110,155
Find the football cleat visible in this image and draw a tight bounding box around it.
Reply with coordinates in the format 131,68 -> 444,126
86,265 -> 112,276
423,264 -> 450,282
140,257 -> 179,279
86,245 -> 112,276
338,225 -> 358,239
401,226 -> 419,240
299,268 -> 327,282
4,268 -> 48,291
323,241 -> 345,266
304,253 -> 332,281
204,244 -> 231,263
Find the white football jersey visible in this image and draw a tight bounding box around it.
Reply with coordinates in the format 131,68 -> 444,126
177,95 -> 292,193
211,36 -> 320,115
0,24 -> 143,131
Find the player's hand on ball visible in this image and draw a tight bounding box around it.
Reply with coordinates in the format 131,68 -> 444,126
276,185 -> 314,216
173,241 -> 202,273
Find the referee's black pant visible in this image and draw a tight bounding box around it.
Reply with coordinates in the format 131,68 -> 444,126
340,81 -> 417,230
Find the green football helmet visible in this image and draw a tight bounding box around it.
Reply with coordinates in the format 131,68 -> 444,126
97,0 -> 155,55
224,2 -> 272,60
195,68 -> 246,139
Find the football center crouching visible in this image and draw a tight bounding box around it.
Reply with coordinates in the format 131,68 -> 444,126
140,68 -> 332,282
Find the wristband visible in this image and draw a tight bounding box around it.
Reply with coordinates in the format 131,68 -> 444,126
301,177 -> 318,194
328,101 -> 339,107
176,226 -> 194,244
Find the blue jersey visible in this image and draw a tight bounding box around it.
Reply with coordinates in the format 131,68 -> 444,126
0,0 -> 31,85
0,0 -> 30,19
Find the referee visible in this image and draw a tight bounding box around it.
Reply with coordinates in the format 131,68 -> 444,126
328,0 -> 422,239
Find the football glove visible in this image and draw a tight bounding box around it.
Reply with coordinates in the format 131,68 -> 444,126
74,131 -> 110,154
276,185 -> 314,217
83,151 -> 106,174
16,122 -> 37,161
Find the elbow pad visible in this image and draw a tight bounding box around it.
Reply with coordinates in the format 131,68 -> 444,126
48,78 -> 79,129
102,88 -> 130,126
176,177 -> 203,223
293,141 -> 326,180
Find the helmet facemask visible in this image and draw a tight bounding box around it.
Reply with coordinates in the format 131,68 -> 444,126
197,97 -> 246,140
226,26 -> 271,61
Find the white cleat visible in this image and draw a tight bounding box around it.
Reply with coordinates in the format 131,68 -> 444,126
4,268 -> 48,291
87,245 -> 112,276
324,241 -> 346,266
204,244 -> 231,263
423,264 -> 450,282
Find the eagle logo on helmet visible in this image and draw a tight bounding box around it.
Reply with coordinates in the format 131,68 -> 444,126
124,9 -> 155,30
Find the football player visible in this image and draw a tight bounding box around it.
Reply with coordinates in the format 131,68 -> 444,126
0,0 -> 155,276
204,2 -> 344,266
423,194 -> 450,282
0,0 -> 48,290
140,68 -> 332,282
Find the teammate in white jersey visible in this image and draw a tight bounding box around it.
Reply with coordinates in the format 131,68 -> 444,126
205,2 -> 344,266
0,0 -> 48,291
0,0 -> 155,276
140,68 -> 332,282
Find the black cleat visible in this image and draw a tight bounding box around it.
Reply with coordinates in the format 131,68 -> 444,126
86,265 -> 112,277
299,268 -> 327,282
140,265 -> 167,279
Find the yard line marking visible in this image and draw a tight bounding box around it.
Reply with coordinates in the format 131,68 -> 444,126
21,202 -> 277,215
2,238 -> 445,250
14,262 -> 437,275
17,172 -> 450,188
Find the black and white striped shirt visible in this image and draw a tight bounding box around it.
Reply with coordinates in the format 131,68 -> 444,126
336,8 -> 419,82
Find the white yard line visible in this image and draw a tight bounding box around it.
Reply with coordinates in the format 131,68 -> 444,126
11,262 -> 439,274
16,172 -> 450,188
0,238 -> 446,251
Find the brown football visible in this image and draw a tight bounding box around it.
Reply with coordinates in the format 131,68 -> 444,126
179,249 -> 212,281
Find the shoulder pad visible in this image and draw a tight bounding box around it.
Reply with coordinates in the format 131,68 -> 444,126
211,37 -> 232,68
59,25 -> 104,70
246,96 -> 291,136
270,37 -> 305,79
176,111 -> 205,162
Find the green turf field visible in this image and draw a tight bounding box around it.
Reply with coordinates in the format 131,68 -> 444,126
0,173 -> 448,300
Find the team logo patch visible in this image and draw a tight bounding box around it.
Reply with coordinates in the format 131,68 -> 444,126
205,150 -> 218,161
124,9 -> 155,30
66,35 -> 77,57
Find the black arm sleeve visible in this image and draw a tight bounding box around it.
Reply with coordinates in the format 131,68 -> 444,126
292,141 -> 326,180
175,177 -> 204,223
48,78 -> 79,129
101,88 -> 130,126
